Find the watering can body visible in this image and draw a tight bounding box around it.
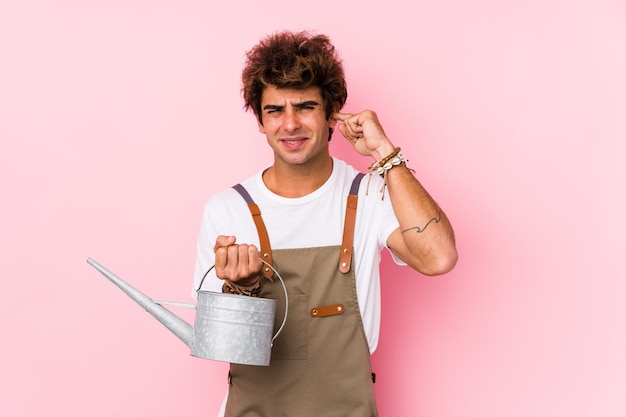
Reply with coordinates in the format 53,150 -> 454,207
87,258 -> 285,366
192,289 -> 276,365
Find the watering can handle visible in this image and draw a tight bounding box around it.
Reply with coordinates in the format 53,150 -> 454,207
197,261 -> 288,345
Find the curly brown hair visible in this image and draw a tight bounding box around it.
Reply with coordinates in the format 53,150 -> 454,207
242,31 -> 348,125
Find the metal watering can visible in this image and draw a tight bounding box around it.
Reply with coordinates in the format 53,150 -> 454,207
86,258 -> 288,366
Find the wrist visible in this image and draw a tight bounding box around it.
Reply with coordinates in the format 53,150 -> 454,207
366,147 -> 413,200
369,147 -> 404,174
222,278 -> 263,297
370,142 -> 396,162
233,274 -> 262,287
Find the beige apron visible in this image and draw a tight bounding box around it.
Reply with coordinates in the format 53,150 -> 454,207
226,174 -> 378,417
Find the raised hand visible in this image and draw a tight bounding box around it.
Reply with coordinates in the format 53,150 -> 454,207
333,110 -> 395,161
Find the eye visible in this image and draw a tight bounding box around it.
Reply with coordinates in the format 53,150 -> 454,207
265,108 -> 282,115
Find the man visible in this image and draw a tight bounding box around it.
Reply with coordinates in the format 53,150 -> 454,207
193,30 -> 457,417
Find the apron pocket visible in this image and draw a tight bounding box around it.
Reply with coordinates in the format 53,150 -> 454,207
270,293 -> 308,360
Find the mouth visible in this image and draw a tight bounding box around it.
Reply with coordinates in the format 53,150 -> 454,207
281,137 -> 307,148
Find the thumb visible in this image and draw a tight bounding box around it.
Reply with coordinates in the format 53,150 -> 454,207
214,235 -> 236,251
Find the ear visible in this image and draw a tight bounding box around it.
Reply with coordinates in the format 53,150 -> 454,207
328,102 -> 340,128
256,114 -> 266,133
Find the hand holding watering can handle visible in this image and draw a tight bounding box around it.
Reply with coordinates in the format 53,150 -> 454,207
197,260 -> 288,344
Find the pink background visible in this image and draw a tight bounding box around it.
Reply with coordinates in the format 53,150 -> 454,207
1,0 -> 625,416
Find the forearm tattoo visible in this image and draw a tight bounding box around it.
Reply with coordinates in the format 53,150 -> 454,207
401,210 -> 442,234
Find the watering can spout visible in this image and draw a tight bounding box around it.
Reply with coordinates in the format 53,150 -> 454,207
86,258 -> 193,348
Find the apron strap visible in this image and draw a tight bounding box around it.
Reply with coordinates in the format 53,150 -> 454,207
232,184 -> 275,279
233,172 -> 365,277
339,173 -> 365,273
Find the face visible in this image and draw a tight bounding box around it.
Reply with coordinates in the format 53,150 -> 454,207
257,85 -> 336,169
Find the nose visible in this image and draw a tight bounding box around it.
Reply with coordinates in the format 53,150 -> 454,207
282,108 -> 301,132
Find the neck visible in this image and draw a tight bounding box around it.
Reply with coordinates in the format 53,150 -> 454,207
263,156 -> 333,198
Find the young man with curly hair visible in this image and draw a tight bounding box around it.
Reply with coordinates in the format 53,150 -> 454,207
193,30 -> 457,416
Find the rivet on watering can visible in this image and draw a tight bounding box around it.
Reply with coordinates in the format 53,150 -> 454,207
341,262 -> 347,268
312,309 -> 319,316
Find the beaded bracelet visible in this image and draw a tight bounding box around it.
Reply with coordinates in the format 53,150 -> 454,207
366,147 -> 411,200
369,147 -> 401,172
222,278 -> 263,297
373,150 -> 408,178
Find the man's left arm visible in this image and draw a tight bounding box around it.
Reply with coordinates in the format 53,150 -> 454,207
383,162 -> 457,275
334,110 -> 458,275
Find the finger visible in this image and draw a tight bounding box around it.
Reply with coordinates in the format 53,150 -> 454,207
339,120 -> 363,140
350,124 -> 364,136
227,244 -> 263,284
338,123 -> 352,140
214,245 -> 230,278
235,244 -> 263,278
224,244 -> 242,279
247,244 -> 263,274
333,112 -> 362,130
214,236 -> 236,279
234,244 -> 250,277
332,112 -> 352,122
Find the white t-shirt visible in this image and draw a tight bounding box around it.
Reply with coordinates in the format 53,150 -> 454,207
192,157 -> 402,354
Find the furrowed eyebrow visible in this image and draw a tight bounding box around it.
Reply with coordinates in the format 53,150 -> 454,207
294,100 -> 319,109
262,100 -> 320,113
263,104 -> 284,112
